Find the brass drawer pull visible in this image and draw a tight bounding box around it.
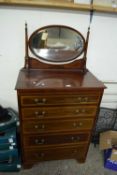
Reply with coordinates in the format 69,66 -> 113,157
35,139 -> 45,144
40,153 -> 45,157
82,109 -> 86,113
35,111 -> 45,117
41,124 -> 45,129
77,97 -> 82,102
73,122 -> 77,127
84,97 -> 88,102
71,136 -> 75,141
34,124 -> 45,129
79,122 -> 83,126
71,136 -> 80,141
73,122 -> 83,128
76,136 -> 80,141
34,125 -> 39,129
35,153 -> 45,158
73,149 -> 78,154
77,97 -> 89,102
75,109 -> 86,114
34,98 -> 46,104
75,109 -> 80,113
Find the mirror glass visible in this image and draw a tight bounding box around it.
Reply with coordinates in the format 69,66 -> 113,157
29,26 -> 85,63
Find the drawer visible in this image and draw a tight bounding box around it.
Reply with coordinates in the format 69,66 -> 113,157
24,145 -> 87,162
21,105 -> 97,120
20,93 -> 101,106
23,132 -> 90,147
22,118 -> 94,133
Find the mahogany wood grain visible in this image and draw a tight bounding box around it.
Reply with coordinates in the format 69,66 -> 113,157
16,69 -> 105,168
16,69 -> 105,90
24,145 -> 87,163
21,105 -> 97,120
23,132 -> 90,148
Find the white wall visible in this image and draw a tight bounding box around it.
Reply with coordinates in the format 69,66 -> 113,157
0,6 -> 117,109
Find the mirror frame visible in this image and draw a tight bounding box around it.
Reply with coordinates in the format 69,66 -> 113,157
24,23 -> 90,72
28,25 -> 86,64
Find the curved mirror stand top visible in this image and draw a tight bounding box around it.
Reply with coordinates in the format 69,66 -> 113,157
28,25 -> 86,64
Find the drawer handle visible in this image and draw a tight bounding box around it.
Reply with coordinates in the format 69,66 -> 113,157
35,153 -> 45,158
34,125 -> 39,129
73,122 -> 83,128
72,149 -> 78,154
75,109 -> 80,113
77,97 -> 82,102
34,124 -> 45,129
71,136 -> 80,141
35,111 -> 45,117
78,122 -> 83,126
81,109 -> 86,113
35,139 -> 45,144
34,98 -> 46,104
75,109 -> 86,114
40,153 -> 45,157
41,124 -> 45,129
77,97 -> 89,102
84,97 -> 88,102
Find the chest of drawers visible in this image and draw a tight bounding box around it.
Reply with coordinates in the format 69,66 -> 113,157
16,69 -> 105,168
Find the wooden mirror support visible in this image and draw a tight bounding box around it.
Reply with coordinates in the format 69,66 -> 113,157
24,23 -> 90,72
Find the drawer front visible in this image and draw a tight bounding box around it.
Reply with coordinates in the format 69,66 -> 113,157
21,105 -> 97,120
24,145 -> 87,162
20,93 -> 101,106
23,132 -> 90,147
22,119 -> 94,133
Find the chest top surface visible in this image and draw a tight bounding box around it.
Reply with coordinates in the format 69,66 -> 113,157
16,69 -> 105,91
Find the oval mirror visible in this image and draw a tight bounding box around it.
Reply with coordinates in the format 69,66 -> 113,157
29,25 -> 85,63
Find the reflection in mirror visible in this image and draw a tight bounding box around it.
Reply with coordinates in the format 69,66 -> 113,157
29,26 -> 85,63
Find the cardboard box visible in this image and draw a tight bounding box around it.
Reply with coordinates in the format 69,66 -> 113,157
100,131 -> 117,151
100,131 -> 117,171
110,149 -> 117,161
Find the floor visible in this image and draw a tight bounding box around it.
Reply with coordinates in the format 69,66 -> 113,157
1,144 -> 117,175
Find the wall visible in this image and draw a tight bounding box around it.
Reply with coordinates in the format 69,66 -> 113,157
0,6 -> 117,110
